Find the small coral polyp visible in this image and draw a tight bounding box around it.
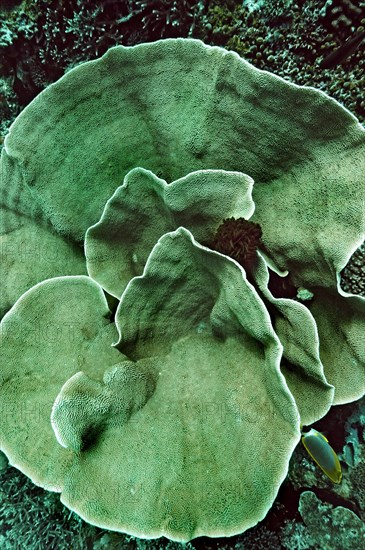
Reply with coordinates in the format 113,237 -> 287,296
0,39 -> 364,541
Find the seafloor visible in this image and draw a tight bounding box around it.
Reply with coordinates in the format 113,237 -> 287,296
0,1 -> 364,549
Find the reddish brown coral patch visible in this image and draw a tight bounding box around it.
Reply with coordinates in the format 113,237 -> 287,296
210,217 -> 262,271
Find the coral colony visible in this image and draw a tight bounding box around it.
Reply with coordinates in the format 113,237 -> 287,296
0,39 -> 364,541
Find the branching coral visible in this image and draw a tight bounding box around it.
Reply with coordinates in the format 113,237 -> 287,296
320,0 -> 364,34
132,0 -> 207,38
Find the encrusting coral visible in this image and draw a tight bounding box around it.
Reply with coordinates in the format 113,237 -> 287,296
298,491 -> 365,550
0,38 -> 364,541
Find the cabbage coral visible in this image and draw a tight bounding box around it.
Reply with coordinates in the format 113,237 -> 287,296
0,39 -> 364,541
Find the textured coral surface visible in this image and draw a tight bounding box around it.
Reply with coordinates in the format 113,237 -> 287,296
0,1 -> 364,549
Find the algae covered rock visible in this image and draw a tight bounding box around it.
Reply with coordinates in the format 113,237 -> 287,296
298,491 -> 365,550
0,38 -> 364,540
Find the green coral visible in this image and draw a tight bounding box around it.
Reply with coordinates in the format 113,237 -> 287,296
0,38 -> 364,541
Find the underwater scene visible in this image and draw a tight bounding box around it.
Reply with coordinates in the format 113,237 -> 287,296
0,1 -> 364,549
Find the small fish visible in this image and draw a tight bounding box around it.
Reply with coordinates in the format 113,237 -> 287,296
321,29 -> 365,69
301,428 -> 342,484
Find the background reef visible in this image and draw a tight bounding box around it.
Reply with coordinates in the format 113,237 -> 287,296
0,1 -> 364,549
